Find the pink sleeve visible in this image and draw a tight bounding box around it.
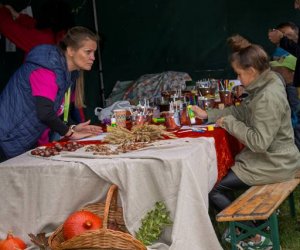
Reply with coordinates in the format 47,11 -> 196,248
30,68 -> 58,101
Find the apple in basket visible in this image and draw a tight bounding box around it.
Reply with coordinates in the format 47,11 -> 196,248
0,232 -> 26,250
63,210 -> 103,240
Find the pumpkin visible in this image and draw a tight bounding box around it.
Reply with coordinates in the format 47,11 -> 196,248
0,232 -> 26,250
63,210 -> 102,240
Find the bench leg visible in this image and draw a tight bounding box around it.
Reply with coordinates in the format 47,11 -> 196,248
227,214 -> 281,250
229,222 -> 238,250
228,221 -> 270,250
288,191 -> 296,217
269,213 -> 280,250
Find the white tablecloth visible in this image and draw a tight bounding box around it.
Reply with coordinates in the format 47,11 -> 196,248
0,137 -> 222,250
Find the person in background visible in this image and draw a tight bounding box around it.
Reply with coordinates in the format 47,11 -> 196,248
192,35 -> 299,248
0,0 -> 86,133
277,22 -> 299,42
270,22 -> 299,60
295,0 -> 300,9
0,26 -> 103,162
268,20 -> 300,96
270,54 -> 300,150
0,0 -> 74,54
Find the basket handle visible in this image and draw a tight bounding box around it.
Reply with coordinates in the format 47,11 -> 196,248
103,184 -> 118,229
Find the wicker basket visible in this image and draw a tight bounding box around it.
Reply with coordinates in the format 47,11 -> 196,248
48,184 -> 146,250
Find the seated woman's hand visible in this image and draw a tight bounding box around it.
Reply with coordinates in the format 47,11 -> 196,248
216,117 -> 224,127
191,105 -> 208,119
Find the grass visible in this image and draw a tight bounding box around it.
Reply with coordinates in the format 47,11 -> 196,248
277,186 -> 300,250
211,186 -> 300,250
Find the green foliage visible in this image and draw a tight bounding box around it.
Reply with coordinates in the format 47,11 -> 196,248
136,201 -> 172,246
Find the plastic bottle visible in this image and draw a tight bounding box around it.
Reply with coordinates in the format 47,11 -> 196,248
187,105 -> 196,124
111,117 -> 117,127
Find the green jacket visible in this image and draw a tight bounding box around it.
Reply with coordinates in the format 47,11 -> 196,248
207,69 -> 300,185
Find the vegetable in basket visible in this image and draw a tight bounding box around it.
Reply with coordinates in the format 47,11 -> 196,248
63,210 -> 103,240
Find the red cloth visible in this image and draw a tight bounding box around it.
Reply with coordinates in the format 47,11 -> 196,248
0,7 -> 65,53
175,128 -> 244,182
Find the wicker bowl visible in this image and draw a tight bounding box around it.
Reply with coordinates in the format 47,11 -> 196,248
48,185 -> 146,250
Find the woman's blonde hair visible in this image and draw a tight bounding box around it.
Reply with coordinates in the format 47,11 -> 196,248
75,70 -> 85,108
227,34 -> 270,73
59,26 -> 99,51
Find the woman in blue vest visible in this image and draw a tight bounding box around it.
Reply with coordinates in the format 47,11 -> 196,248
0,26 -> 102,161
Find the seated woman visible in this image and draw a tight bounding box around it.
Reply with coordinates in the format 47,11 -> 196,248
192,35 -> 299,247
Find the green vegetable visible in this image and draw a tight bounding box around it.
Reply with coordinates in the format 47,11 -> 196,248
135,201 -> 172,246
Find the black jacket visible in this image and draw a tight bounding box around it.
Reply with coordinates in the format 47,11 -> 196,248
286,84 -> 300,151
280,36 -> 300,87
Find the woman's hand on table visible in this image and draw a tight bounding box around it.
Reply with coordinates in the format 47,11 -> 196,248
65,120 -> 103,140
73,120 -> 102,134
191,105 -> 208,119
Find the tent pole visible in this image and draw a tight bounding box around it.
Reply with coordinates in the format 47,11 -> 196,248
92,0 -> 105,107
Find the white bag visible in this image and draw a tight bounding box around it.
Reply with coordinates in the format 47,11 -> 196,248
94,101 -> 132,122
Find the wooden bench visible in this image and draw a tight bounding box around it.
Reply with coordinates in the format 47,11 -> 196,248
216,173 -> 300,250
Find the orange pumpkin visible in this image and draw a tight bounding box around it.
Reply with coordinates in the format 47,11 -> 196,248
63,210 -> 102,240
0,232 -> 26,250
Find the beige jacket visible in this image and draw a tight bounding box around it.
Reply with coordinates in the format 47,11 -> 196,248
207,69 -> 300,185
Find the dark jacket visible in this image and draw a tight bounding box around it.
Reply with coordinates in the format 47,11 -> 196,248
286,84 -> 300,150
280,36 -> 300,87
0,45 -> 77,158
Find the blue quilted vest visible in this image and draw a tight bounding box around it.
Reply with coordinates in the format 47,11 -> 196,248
0,45 -> 78,158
